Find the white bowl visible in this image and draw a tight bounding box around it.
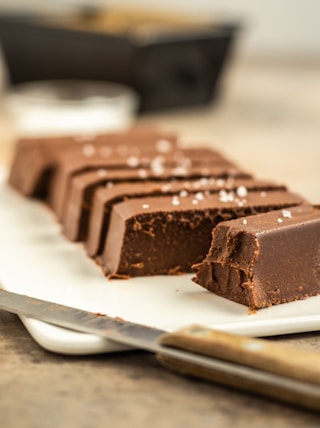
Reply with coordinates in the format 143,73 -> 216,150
5,80 -> 139,137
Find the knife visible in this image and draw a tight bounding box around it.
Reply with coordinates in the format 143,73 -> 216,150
0,288 -> 319,411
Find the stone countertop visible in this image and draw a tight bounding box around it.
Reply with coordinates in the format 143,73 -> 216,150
0,57 -> 320,427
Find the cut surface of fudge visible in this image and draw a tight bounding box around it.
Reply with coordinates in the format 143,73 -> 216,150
84,178 -> 287,257
100,190 -> 304,278
61,164 -> 253,242
192,205 -> 320,309
52,154 -> 248,221
8,128 -> 179,198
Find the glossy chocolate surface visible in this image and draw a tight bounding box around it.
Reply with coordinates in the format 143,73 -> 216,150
8,128 -> 179,197
50,148 -> 238,219
9,128 -> 319,310
85,178 -> 287,257
100,190 -> 304,278
193,205 -> 320,309
61,165 -> 255,244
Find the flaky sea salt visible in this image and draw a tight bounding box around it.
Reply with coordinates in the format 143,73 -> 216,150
179,189 -> 188,198
195,192 -> 204,200
156,139 -> 173,153
151,155 -> 165,166
161,183 -> 172,192
142,204 -> 149,209
172,196 -> 180,206
97,168 -> 107,177
236,199 -> 246,207
172,166 -> 187,176
219,189 -> 235,203
282,209 -> 292,218
127,156 -> 139,167
82,144 -> 95,157
216,178 -> 225,187
277,218 -> 283,223
138,168 -> 148,178
242,218 -> 248,225
236,186 -> 248,198
152,165 -> 165,176
199,177 -> 210,186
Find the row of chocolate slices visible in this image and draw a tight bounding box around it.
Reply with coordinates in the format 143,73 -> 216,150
8,127 -> 320,309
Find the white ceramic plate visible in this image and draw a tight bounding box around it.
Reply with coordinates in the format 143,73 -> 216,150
1,169 -> 319,355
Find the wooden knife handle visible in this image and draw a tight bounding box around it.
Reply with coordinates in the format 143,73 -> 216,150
157,325 -> 320,411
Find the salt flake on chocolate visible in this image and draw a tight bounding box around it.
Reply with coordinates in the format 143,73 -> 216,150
97,168 -> 107,177
172,196 -> 180,206
195,192 -> 204,200
216,178 -> 225,187
82,144 -> 95,157
161,183 -> 172,192
172,166 -> 187,176
282,209 -> 292,218
138,168 -> 148,178
219,189 -> 235,203
236,186 -> 248,198
179,190 -> 188,198
156,139 -> 173,153
127,156 -> 139,167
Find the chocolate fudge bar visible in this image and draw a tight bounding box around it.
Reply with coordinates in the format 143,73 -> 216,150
61,164 -> 253,241
9,125 -> 317,306
192,205 -> 320,309
8,128 -> 179,198
84,178 -> 287,257
100,190 -> 304,278
50,150 -> 243,221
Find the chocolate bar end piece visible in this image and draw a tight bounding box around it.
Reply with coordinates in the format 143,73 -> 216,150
193,205 -> 320,309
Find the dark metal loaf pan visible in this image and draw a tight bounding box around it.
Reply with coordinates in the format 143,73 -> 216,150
0,13 -> 238,111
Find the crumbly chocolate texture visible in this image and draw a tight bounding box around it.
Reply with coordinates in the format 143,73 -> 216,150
84,178 -> 287,258
100,190 -> 304,278
52,153 -> 247,221
192,205 -> 320,309
8,128 -> 179,198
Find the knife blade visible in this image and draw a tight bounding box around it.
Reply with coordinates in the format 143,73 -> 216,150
0,288 -> 320,411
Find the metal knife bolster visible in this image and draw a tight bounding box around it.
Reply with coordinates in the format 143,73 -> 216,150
1,289 -> 320,412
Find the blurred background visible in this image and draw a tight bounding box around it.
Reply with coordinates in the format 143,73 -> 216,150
0,1 -> 319,200
0,0 -> 319,59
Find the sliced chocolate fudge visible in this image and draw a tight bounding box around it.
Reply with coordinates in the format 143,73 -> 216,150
100,190 -> 304,278
8,128 -> 179,198
192,205 -> 320,309
85,178 -> 287,258
51,150 -> 244,221
61,164 -> 252,242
